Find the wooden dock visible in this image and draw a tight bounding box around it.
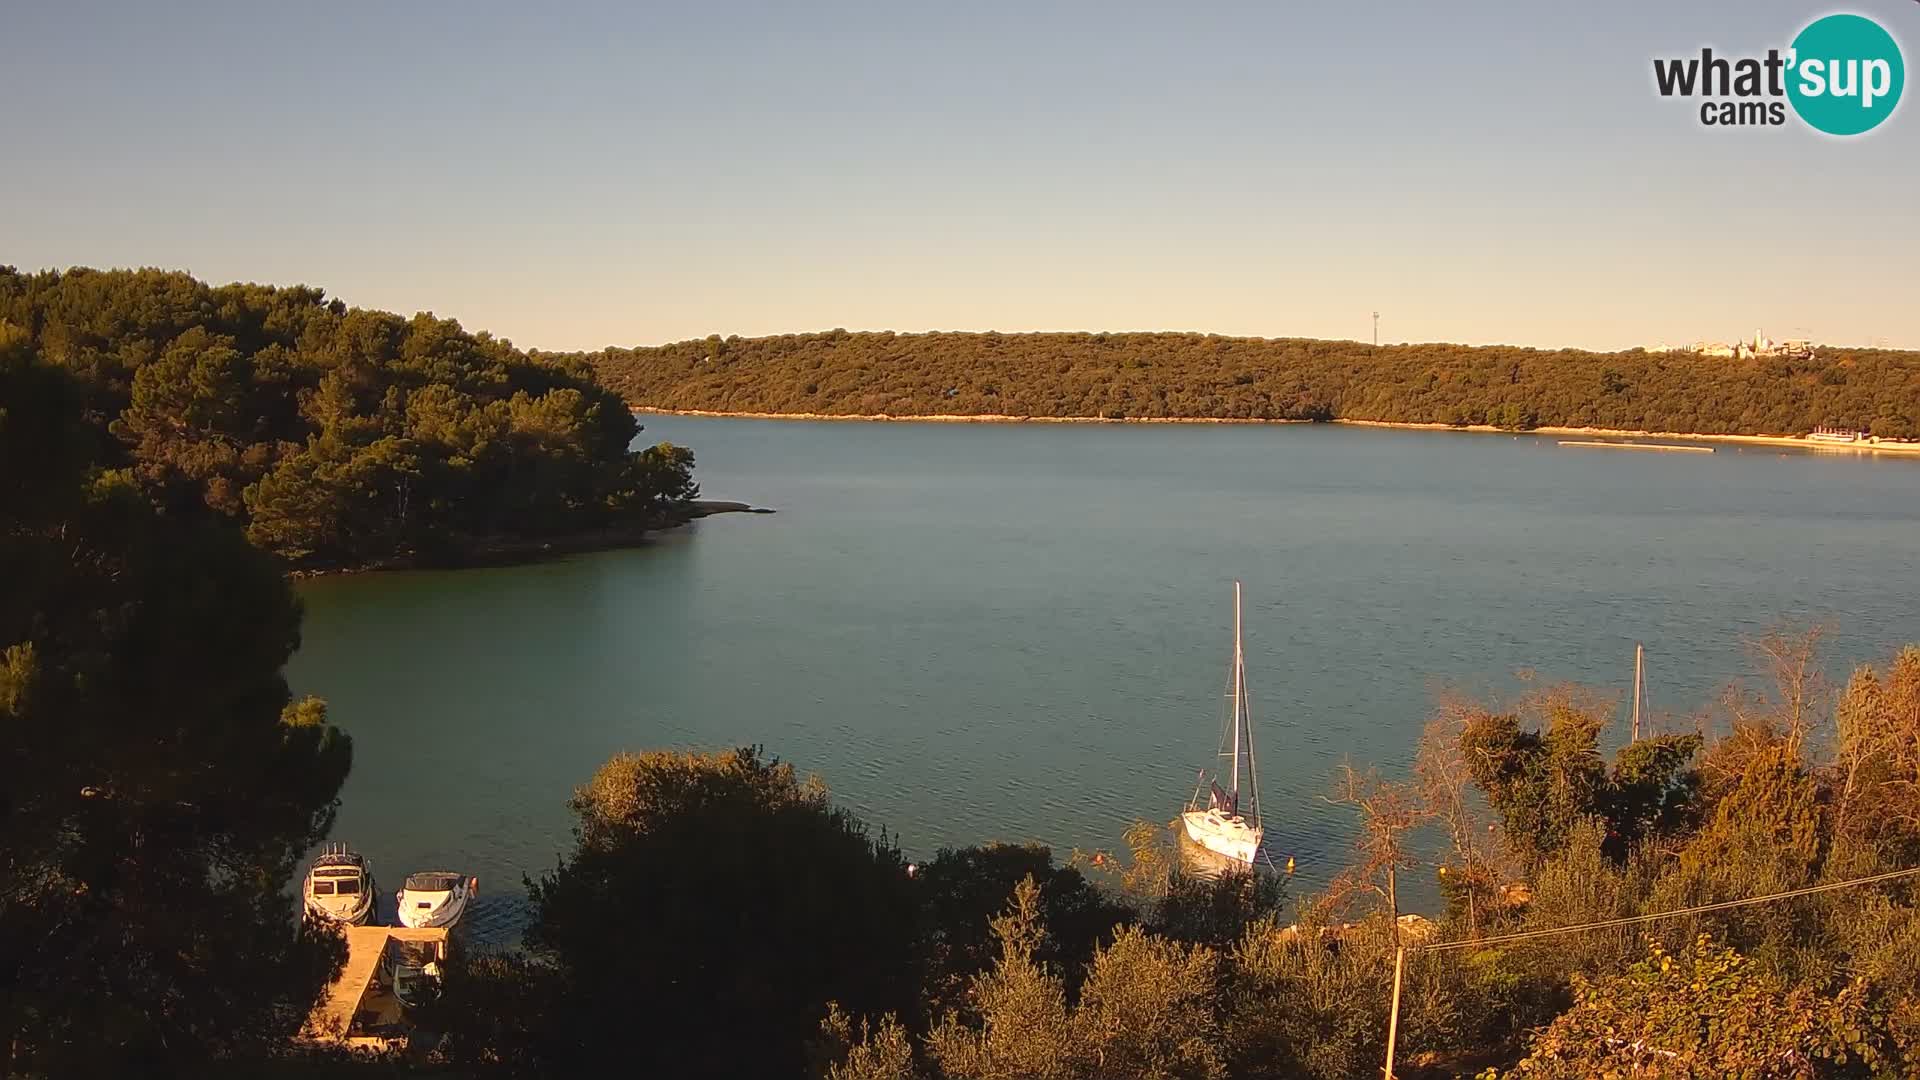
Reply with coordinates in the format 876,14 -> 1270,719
301,925 -> 450,1046
1558,440 -> 1714,454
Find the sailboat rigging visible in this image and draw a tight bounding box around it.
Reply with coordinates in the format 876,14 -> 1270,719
1180,581 -> 1264,865
1632,642 -> 1644,740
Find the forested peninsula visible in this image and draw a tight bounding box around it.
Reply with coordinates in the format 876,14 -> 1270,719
575,331 -> 1920,439
0,267 -> 697,572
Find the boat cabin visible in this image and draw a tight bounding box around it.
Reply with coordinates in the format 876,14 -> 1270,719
310,868 -> 366,898
303,843 -> 375,925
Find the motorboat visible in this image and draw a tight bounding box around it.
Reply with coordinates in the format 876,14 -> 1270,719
302,842 -> 376,926
395,870 -> 477,929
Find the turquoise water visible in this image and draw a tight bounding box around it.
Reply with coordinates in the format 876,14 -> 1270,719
290,419 -> 1920,938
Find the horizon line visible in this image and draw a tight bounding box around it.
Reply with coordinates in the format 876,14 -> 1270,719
13,263 -> 1914,357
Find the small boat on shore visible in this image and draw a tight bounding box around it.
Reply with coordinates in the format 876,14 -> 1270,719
384,935 -> 449,1009
396,871 -> 477,929
303,842 -> 377,926
1180,582 -> 1264,866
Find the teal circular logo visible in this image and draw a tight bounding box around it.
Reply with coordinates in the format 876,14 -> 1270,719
1787,14 -> 1904,135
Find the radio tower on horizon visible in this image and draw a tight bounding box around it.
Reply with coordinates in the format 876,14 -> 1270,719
1372,311 -> 1380,349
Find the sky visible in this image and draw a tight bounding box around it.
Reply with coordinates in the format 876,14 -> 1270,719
3,1 -> 1916,352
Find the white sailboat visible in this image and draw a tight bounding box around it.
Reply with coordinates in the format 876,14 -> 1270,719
1180,581 -> 1264,866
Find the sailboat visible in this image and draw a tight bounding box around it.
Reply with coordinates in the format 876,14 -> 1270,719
1180,581 -> 1264,866
1631,641 -> 1651,740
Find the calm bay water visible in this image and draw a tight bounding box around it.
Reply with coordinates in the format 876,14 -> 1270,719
289,419 -> 1920,938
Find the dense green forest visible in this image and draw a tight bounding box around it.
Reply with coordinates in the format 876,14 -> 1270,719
2,336 -> 354,1074
0,267 -> 696,571
575,330 -> 1920,438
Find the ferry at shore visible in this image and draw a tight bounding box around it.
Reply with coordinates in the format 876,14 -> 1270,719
1809,426 -> 1869,445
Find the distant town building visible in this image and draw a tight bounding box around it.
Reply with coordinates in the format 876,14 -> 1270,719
1649,330 -> 1815,360
1809,426 -> 1871,444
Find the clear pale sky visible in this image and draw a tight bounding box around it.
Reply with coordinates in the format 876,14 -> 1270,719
3,1 -> 1915,351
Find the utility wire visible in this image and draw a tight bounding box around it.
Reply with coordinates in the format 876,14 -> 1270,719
1420,865 -> 1920,954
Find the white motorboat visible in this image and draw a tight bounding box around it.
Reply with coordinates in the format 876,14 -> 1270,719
302,842 -> 376,926
396,871 -> 477,929
1179,582 -> 1265,866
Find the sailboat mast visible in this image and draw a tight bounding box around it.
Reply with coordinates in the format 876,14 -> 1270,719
1230,581 -> 1243,796
1632,642 -> 1644,741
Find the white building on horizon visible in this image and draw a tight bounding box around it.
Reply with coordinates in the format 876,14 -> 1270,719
1650,330 -> 1815,360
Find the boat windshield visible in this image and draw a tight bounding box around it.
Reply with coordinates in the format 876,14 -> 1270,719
404,872 -> 462,893
333,877 -> 361,895
312,880 -> 334,895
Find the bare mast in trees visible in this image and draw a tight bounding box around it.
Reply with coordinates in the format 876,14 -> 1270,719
1325,765 -> 1428,943
1417,700 -> 1501,936
1633,642 -> 1645,741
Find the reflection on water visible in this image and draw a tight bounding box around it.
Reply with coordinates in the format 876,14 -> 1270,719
450,895 -> 529,946
1174,825 -> 1291,882
291,418 -> 1920,945
1175,827 -> 1245,880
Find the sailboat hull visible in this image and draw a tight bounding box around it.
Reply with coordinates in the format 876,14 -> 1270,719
1180,809 -> 1262,865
